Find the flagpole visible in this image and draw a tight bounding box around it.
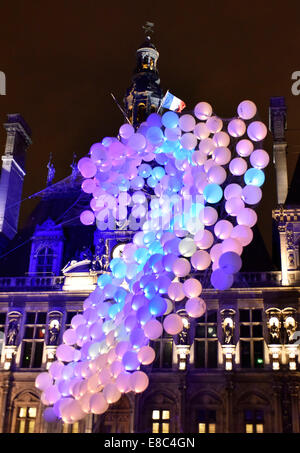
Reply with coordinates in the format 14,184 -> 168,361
110,93 -> 131,124
157,90 -> 169,114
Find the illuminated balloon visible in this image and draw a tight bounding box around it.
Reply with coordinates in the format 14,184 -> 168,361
237,100 -> 257,120
130,371 -> 149,393
163,314 -> 184,335
224,183 -> 242,200
203,183 -> 223,203
237,208 -> 257,227
225,197 -> 245,216
206,116 -> 223,133
194,122 -> 210,140
236,139 -> 254,157
247,121 -> 267,141
212,147 -> 231,165
229,158 -> 247,176
194,102 -> 212,120
191,250 -> 211,270
219,251 -> 242,274
242,185 -> 262,205
250,149 -> 270,169
244,168 -> 265,187
211,269 -> 234,290
185,297 -> 206,318
228,119 -> 246,137
230,225 -> 253,246
183,278 -> 202,298
179,114 -> 196,132
214,220 -> 233,240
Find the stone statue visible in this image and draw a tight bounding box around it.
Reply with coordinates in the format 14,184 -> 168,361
48,322 -> 60,345
224,322 -> 233,344
7,319 -> 19,345
46,154 -> 55,186
286,320 -> 296,344
269,322 -> 280,343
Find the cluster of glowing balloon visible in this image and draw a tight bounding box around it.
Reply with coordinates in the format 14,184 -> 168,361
36,99 -> 269,425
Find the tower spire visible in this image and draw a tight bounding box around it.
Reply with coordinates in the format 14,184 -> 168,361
123,26 -> 163,127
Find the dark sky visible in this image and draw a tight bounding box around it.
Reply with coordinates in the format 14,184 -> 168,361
0,0 -> 300,255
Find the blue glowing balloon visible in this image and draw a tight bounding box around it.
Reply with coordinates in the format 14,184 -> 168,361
244,168 -> 265,187
111,261 -> 127,279
162,111 -> 179,129
136,306 -> 152,325
146,126 -> 164,145
203,183 -> 223,204
149,295 -> 167,316
130,328 -> 147,348
122,351 -> 140,371
138,163 -> 152,179
147,113 -> 162,127
108,303 -> 120,319
152,166 -> 166,180
97,274 -> 112,288
147,176 -> 157,188
144,281 -> 158,300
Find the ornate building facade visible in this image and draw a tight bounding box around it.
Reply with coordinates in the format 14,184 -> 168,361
0,36 -> 299,434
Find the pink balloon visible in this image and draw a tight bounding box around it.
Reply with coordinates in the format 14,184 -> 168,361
168,282 -> 185,301
194,230 -> 214,249
144,319 -> 163,340
183,278 -> 202,298
214,220 -> 233,240
137,346 -> 155,365
185,297 -> 206,318
237,208 -> 257,227
163,314 -> 184,335
130,371 -> 149,393
191,250 -> 211,270
172,258 -> 191,277
90,393 -> 109,414
236,139 -> 254,157
225,197 -> 245,216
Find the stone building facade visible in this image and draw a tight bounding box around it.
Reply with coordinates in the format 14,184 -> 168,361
0,35 -> 299,434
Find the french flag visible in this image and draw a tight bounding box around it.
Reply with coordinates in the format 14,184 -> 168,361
161,90 -> 186,113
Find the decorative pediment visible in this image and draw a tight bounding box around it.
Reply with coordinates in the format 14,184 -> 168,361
14,390 -> 39,403
238,392 -> 269,406
191,392 -> 222,406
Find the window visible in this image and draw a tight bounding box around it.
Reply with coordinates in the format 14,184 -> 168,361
136,103 -> 147,124
20,312 -> 46,368
15,406 -> 37,433
62,422 -> 80,433
151,319 -> 173,369
36,247 -> 55,275
152,409 -> 170,433
0,312 -> 6,360
197,410 -> 216,433
244,410 -> 264,433
194,310 -> 218,368
239,309 -> 264,368
65,310 -> 83,329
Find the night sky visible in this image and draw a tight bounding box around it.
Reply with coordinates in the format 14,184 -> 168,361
0,0 -> 300,255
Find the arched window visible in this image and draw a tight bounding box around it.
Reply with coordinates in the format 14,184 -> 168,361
36,247 -> 55,275
11,391 -> 40,433
136,103 -> 147,124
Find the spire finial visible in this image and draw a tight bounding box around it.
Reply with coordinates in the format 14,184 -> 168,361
142,21 -> 154,39
46,153 -> 55,186
70,153 -> 79,181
